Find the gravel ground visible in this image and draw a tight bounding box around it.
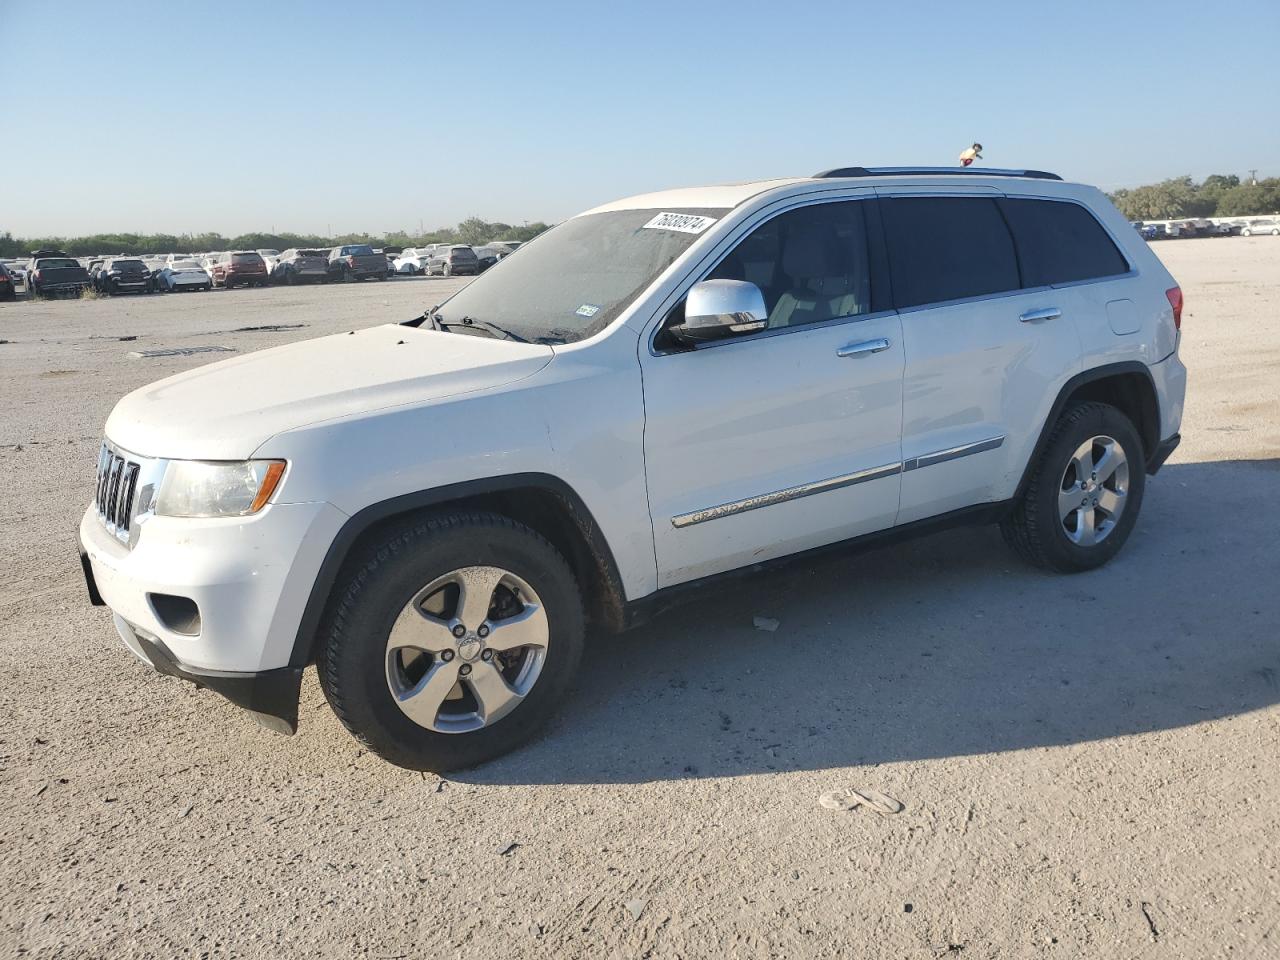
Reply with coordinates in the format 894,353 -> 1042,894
1,243 -> 1278,959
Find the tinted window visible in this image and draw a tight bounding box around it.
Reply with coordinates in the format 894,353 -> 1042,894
707,200 -> 872,329
998,198 -> 1128,287
880,197 -> 1019,308
343,244 -> 374,256
231,253 -> 262,264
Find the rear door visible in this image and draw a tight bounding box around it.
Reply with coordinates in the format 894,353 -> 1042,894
879,193 -> 1082,523
641,195 -> 905,587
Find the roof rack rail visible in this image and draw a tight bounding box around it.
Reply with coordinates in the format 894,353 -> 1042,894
814,166 -> 1063,181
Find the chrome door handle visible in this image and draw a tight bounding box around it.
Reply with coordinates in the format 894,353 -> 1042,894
837,338 -> 891,358
1019,307 -> 1062,323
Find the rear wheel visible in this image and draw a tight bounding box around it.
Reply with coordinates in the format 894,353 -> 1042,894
1001,401 -> 1146,572
317,511 -> 585,771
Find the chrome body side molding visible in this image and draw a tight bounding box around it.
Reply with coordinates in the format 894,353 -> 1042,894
671,436 -> 1005,528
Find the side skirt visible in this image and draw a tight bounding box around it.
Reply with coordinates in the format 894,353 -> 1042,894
622,500 -> 1012,630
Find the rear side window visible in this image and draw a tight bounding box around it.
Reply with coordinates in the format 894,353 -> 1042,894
998,198 -> 1129,287
880,197 -> 1019,309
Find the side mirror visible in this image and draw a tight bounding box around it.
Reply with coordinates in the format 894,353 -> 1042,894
670,279 -> 768,344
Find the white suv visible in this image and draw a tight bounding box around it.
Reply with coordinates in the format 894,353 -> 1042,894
78,166 -> 1187,770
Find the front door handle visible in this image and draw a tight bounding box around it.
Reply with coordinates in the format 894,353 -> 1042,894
837,338 -> 891,358
1019,307 -> 1062,323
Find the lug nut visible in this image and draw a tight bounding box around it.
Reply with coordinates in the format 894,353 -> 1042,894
452,624 -> 466,638
481,649 -> 494,662
477,625 -> 490,638
459,664 -> 472,676
441,650 -> 454,662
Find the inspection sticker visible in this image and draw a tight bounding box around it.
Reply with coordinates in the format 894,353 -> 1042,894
575,304 -> 601,318
642,211 -> 718,234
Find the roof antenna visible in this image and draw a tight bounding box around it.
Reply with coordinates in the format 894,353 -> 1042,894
959,142 -> 983,167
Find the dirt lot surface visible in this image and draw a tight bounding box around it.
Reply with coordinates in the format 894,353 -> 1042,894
2,243 -> 1278,959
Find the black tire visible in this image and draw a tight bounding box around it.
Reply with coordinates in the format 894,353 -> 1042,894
442,262 -> 452,277
317,511 -> 585,771
1001,401 -> 1146,573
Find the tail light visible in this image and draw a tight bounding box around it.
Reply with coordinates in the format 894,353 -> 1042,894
1165,286 -> 1183,330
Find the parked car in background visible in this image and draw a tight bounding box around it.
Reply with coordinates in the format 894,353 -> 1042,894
1240,220 -> 1280,236
487,240 -> 523,256
1135,223 -> 1158,240
211,251 -> 269,288
327,244 -> 387,282
27,251 -> 91,298
97,258 -> 155,295
0,262 -> 15,300
256,249 -> 282,277
158,259 -> 213,292
200,255 -> 220,279
473,245 -> 501,273
2,259 -> 27,287
273,249 -> 330,285
425,244 -> 479,276
392,247 -> 434,274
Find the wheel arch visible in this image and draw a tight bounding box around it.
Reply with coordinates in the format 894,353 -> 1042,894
1016,361 -> 1162,500
288,474 -> 628,668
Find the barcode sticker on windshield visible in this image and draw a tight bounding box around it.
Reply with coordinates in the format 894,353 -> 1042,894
642,212 -> 718,234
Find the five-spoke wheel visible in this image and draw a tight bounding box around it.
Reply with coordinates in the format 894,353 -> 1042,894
385,566 -> 549,734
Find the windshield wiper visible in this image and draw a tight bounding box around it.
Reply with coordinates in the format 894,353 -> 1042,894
435,315 -> 529,343
401,304 -> 441,330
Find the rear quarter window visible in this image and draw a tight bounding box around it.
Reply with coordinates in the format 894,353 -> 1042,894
998,198 -> 1129,287
880,196 -> 1020,309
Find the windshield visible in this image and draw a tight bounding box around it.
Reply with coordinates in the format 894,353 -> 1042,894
172,261 -> 200,269
231,253 -> 263,264
434,208 -> 725,343
344,244 -> 374,256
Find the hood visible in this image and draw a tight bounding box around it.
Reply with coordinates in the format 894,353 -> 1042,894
105,324 -> 554,459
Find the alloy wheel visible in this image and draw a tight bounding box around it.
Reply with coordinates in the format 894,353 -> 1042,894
385,566 -> 549,734
1059,434 -> 1129,546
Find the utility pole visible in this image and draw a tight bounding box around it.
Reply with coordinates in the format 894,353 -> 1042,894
1248,169 -> 1258,186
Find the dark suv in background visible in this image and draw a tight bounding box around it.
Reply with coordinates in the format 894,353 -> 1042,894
274,249 -> 331,285
426,244 -> 479,276
96,258 -> 155,295
327,244 -> 387,282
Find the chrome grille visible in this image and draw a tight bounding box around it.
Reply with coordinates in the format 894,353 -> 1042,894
94,443 -> 143,542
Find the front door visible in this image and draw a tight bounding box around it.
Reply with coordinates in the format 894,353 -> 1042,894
640,197 -> 905,588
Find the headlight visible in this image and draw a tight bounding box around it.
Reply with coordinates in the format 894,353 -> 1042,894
155,460 -> 286,518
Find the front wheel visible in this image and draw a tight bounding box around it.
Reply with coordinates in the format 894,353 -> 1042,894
1001,401 -> 1146,572
317,511 -> 585,771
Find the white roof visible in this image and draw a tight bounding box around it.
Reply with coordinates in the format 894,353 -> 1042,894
580,178 -> 808,215
578,170 -> 1087,217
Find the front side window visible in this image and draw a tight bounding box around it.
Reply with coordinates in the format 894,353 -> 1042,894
705,200 -> 872,329
879,196 -> 1020,309
997,198 -> 1129,287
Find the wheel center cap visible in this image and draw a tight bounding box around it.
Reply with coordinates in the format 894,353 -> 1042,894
457,635 -> 483,663
1082,479 -> 1095,492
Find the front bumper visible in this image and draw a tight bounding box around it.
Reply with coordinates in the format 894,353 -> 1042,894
78,498 -> 348,729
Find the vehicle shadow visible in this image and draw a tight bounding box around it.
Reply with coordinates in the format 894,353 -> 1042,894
463,458 -> 1280,785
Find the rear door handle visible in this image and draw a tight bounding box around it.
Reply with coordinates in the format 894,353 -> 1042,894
837,338 -> 891,358
1019,307 -> 1062,323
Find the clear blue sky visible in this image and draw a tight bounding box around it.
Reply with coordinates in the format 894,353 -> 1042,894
4,0 -> 1277,237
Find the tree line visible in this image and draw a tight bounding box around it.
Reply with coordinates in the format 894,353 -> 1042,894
1109,174 -> 1280,221
0,216 -> 551,259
